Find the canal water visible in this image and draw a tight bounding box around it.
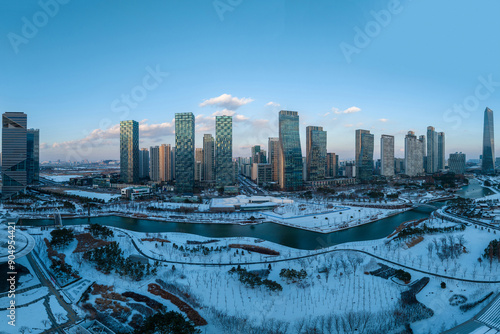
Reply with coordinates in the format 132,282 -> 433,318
20,183 -> 486,250
20,205 -> 441,250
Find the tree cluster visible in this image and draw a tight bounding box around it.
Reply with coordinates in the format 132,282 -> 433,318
228,267 -> 282,291
279,268 -> 308,281
50,228 -> 75,248
88,223 -> 114,239
83,242 -> 156,280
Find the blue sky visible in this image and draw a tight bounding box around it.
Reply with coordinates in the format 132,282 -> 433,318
1,0 -> 499,162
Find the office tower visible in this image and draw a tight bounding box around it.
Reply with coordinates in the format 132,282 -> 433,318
2,112 -> 28,198
355,129 -> 374,181
278,110 -> 303,190
203,134 -> 215,182
171,147 -> 175,179
326,153 -> 337,177
251,145 -> 267,164
120,120 -> 139,184
482,107 -> 495,174
27,128 -> 40,184
449,152 -> 466,174
394,158 -> 404,174
437,132 -> 445,170
380,134 -> 394,177
268,137 -> 280,182
215,116 -> 233,188
175,113 -> 195,193
419,135 -> 426,172
251,163 -> 272,185
139,148 -> 150,179
405,131 -> 424,177
159,144 -> 172,182
306,126 -> 327,181
195,148 -> 203,181
149,146 -> 160,182
426,126 -> 438,173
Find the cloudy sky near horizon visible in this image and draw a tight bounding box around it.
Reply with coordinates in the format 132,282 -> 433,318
1,0 -> 500,162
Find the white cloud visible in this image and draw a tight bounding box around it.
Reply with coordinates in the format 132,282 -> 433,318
343,124 -> 354,128
212,109 -> 236,117
379,118 -> 388,122
199,93 -> 253,110
266,101 -> 280,107
332,106 -> 361,114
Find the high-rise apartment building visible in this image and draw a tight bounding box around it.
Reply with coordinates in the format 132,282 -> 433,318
175,113 -> 195,193
380,134 -> 394,177
139,148 -> 150,179
159,144 -> 172,182
419,135 -> 426,172
355,129 -> 374,181
306,126 -> 327,181
278,110 -> 303,190
215,116 -> 233,188
326,152 -> 337,178
120,120 -> 139,184
437,132 -> 445,170
268,137 -> 280,182
2,112 -> 28,198
449,152 -> 466,174
27,128 -> 40,185
149,146 -> 160,182
405,131 -> 424,177
482,107 -> 495,174
426,126 -> 438,173
203,134 -> 215,182
195,148 -> 203,181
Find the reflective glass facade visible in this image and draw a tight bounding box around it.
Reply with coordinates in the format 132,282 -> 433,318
2,112 -> 27,198
268,137 -> 280,182
120,120 -> 139,184
203,134 -> 215,182
27,128 -> 40,184
380,134 -> 394,177
175,113 -> 195,193
356,129 -> 374,181
482,107 -> 495,174
216,116 -> 233,188
306,126 -> 327,181
278,110 -> 303,190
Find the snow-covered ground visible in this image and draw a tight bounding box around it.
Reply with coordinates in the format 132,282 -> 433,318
22,212 -> 498,333
64,190 -> 121,202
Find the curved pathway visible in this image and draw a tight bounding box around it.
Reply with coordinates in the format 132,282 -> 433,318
119,228 -> 500,284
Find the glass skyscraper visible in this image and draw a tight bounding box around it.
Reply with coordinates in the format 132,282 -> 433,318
355,129 -> 374,181
437,132 -> 445,171
139,148 -> 150,180
482,107 -> 495,174
426,126 -> 438,173
203,134 -> 215,182
27,128 -> 40,185
2,112 -> 28,198
278,110 -> 303,190
120,120 -> 139,184
268,137 -> 280,182
175,112 -> 195,193
306,126 -> 327,181
215,116 -> 233,188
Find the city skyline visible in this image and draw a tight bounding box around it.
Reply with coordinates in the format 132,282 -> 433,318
2,1 -> 500,161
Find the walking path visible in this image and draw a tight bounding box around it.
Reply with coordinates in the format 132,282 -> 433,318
118,227 -> 500,284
